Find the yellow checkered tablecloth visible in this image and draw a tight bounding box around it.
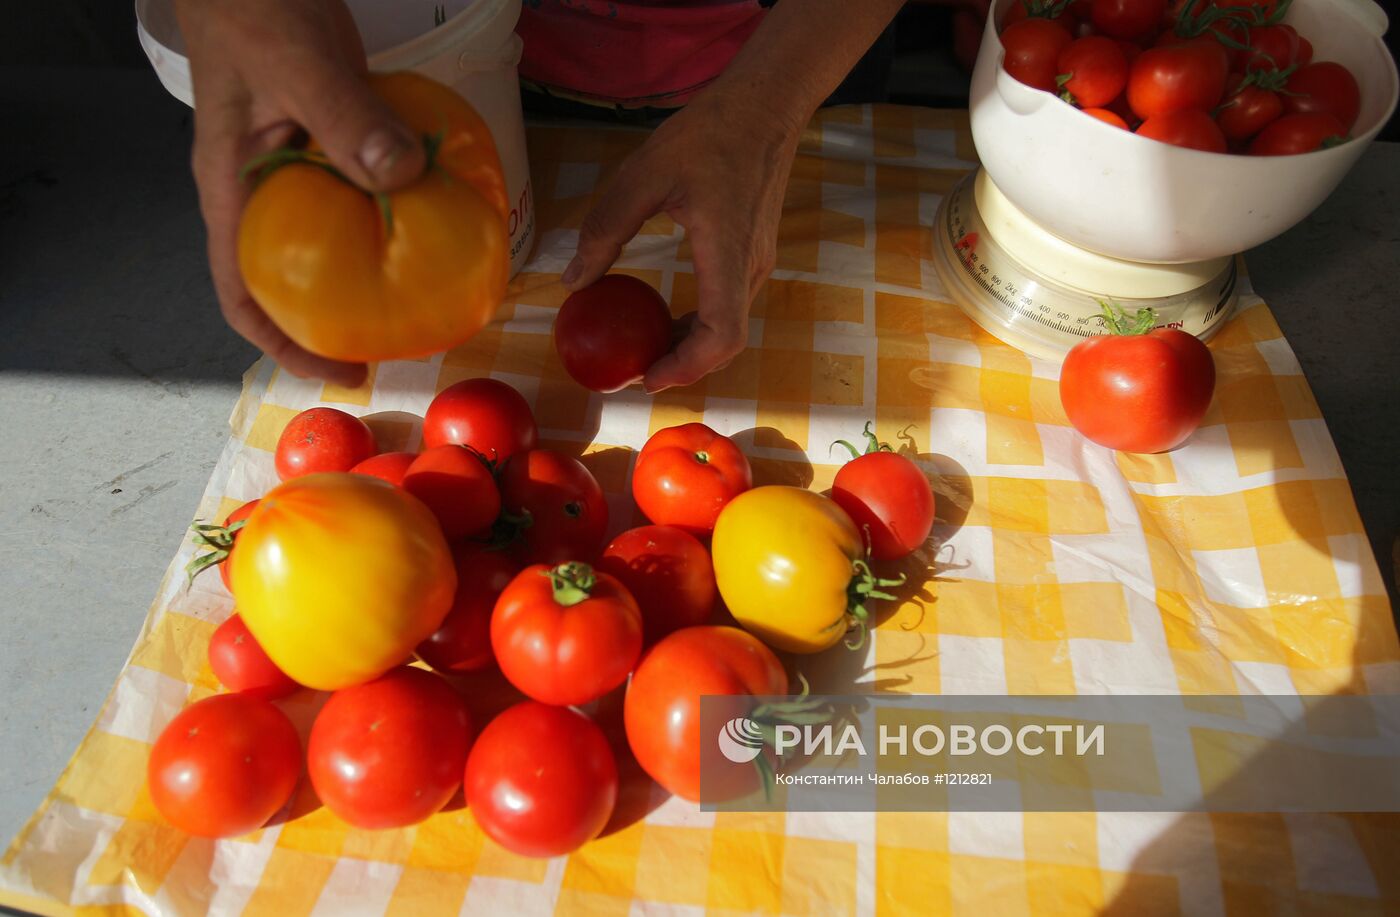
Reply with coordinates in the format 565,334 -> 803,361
3,106 -> 1397,916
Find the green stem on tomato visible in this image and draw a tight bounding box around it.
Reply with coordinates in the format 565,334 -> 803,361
1097,300 -> 1157,336
184,518 -> 247,585
542,562 -> 596,607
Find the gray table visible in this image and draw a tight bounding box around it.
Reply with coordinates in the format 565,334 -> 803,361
2,66 -> 1397,846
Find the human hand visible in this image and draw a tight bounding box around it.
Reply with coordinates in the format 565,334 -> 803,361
175,0 -> 426,386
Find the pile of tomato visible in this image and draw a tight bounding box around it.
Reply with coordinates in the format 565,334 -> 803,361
1000,0 -> 1362,154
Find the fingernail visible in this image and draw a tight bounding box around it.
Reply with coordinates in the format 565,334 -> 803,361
359,127 -> 415,179
561,257 -> 583,287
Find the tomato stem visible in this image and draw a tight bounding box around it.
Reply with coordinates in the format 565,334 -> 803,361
844,558 -> 906,651
831,421 -> 894,462
748,675 -> 835,801
542,562 -> 596,606
1097,300 -> 1157,336
184,518 -> 247,585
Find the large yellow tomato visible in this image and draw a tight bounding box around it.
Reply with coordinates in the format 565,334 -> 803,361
238,71 -> 509,362
711,486 -> 899,654
229,473 -> 456,690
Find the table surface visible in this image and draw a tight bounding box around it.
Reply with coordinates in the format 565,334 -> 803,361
2,65 -> 1397,847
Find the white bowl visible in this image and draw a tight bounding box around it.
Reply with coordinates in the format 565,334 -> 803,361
970,0 -> 1399,264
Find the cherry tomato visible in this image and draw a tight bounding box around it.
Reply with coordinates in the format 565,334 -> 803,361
307,666 -> 472,829
417,542 -> 520,674
216,498 -> 260,591
422,377 -> 538,462
1296,35 -> 1313,68
1283,62 -> 1362,133
499,449 -> 609,564
830,425 -> 936,561
632,423 -> 753,536
1234,24 -> 1300,73
491,562 -> 642,706
1216,74 -> 1284,143
1057,36 -> 1129,107
1059,305 -> 1215,453
553,275 -> 673,393
274,407 -> 378,481
1136,109 -> 1227,151
623,626 -> 787,802
1090,0 -> 1165,40
147,694 -> 301,838
465,702 -> 617,858
1116,38 -> 1144,64
1001,19 -> 1075,92
1127,41 -> 1229,119
401,445 -> 501,539
1083,106 -> 1131,128
1249,112 -> 1349,155
349,451 -> 417,486
597,525 -> 717,644
208,614 -> 300,700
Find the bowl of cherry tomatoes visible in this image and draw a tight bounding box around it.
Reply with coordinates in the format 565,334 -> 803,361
970,0 -> 1398,263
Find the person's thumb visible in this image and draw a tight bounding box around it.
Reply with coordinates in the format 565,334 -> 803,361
562,168 -> 668,291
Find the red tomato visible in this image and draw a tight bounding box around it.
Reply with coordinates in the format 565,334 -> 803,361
417,542 -> 520,674
216,498 -> 260,591
401,445 -> 501,539
597,525 -> 717,644
1001,19 -> 1075,92
1295,35 -> 1313,68
1249,112 -> 1349,155
1283,62 -> 1362,133
498,449 -> 609,564
1059,306 -> 1215,453
1057,36 -> 1129,107
273,407 -> 377,481
422,377 -> 538,463
208,613 -> 300,700
465,702 -> 617,858
623,626 -> 786,802
491,562 -> 643,706
1127,41 -> 1229,118
1234,24 -> 1300,73
147,694 -> 301,838
1136,109 -> 1227,151
553,275 -> 673,393
1090,0 -> 1166,40
632,423 -> 753,536
830,427 -> 936,561
307,666 -> 472,829
349,451 -> 417,486
1216,74 -> 1284,143
1116,39 -> 1144,64
1083,106 -> 1131,128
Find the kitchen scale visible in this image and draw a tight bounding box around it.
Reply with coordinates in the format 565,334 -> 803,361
931,169 -> 1239,362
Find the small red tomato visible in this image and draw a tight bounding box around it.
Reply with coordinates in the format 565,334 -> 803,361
349,451 -> 417,486
273,407 -> 377,480
465,702 -> 617,858
307,667 -> 472,830
217,498 -> 260,591
1127,41 -> 1229,118
422,377 -> 538,462
632,423 -> 753,536
402,445 -> 501,539
208,613 -> 299,700
1083,106 -> 1131,128
498,449 -> 610,564
1001,19 -> 1075,92
417,542 -> 520,674
1090,0 -> 1166,40
830,424 -> 936,561
1295,35 -> 1313,68
1216,74 -> 1284,143
1115,39 -> 1143,64
1283,62 -> 1362,133
1059,304 -> 1215,453
147,694 -> 301,838
1233,24 -> 1300,73
1057,36 -> 1129,107
1248,112 -> 1349,155
597,525 -> 717,644
491,562 -> 643,706
553,275 -> 673,393
1136,109 -> 1227,152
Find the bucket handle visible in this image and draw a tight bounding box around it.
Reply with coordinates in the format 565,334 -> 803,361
458,33 -> 523,74
1333,0 -> 1389,39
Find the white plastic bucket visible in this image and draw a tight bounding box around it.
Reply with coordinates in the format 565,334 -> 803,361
135,0 -> 536,275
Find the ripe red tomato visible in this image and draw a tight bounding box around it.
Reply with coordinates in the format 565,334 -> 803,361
273,407 -> 377,481
1248,112 -> 1349,155
465,702 -> 617,858
498,449 -> 609,564
597,525 -> 717,644
491,562 -> 642,705
208,614 -> 300,700
1233,24 -> 1300,73
553,275 -> 674,393
624,626 -> 787,802
1116,38 -> 1143,64
216,498 -> 260,591
307,666 -> 472,829
1059,305 -> 1215,453
1057,36 -> 1129,107
632,423 -> 752,536
830,425 -> 936,561
1091,0 -> 1166,40
1001,19 -> 1074,92
417,542 -> 520,674
1216,74 -> 1284,143
1083,106 -> 1131,128
1283,62 -> 1362,133
349,451 -> 417,486
401,445 -> 501,539
1136,109 -> 1227,151
422,377 -> 538,462
1127,41 -> 1229,118
1296,35 -> 1313,68
147,694 -> 301,838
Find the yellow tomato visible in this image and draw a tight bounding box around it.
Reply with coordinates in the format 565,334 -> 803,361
711,486 -> 892,654
238,71 -> 509,362
229,473 -> 456,690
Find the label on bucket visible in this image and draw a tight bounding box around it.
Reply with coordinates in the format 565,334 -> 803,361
507,178 -> 535,270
